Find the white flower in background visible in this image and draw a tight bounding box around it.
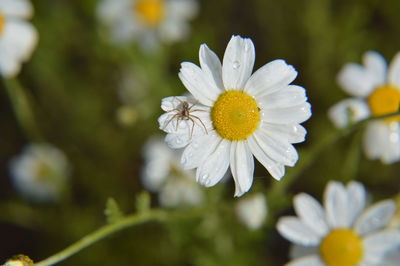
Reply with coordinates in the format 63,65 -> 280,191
158,35 -> 311,197
97,0 -> 198,48
277,181 -> 400,266
235,193 -> 267,230
328,51 -> 400,164
10,144 -> 70,202
141,136 -> 204,207
0,0 -> 38,77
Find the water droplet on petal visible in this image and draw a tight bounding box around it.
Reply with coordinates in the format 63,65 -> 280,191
201,174 -> 209,180
233,61 -> 240,69
181,157 -> 187,164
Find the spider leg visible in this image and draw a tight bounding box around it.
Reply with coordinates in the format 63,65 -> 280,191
163,113 -> 180,131
191,115 -> 208,134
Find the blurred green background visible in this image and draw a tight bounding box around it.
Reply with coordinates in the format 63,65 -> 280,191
1,0 -> 400,265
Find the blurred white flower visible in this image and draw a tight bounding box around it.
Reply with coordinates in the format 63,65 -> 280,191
158,35 -> 311,197
0,0 -> 38,77
10,143 -> 70,203
141,136 -> 204,207
328,51 -> 400,164
277,181 -> 400,266
97,0 -> 198,49
235,193 -> 267,230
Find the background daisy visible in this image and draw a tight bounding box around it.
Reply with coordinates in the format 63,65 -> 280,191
141,136 -> 204,207
328,51 -> 400,164
9,143 -> 70,203
97,0 -> 198,48
235,193 -> 267,230
159,35 -> 311,196
0,0 -> 38,77
277,181 -> 400,266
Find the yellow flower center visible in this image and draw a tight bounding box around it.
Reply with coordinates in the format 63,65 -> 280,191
0,13 -> 5,37
320,229 -> 363,266
134,0 -> 165,27
211,90 -> 260,141
35,162 -> 52,181
368,85 -> 400,122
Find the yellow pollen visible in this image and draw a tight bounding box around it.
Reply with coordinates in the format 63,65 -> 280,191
134,0 -> 165,27
35,162 -> 52,181
320,229 -> 363,266
368,85 -> 400,122
211,90 -> 260,141
0,13 -> 5,37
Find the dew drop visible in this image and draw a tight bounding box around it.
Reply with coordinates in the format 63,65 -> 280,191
233,61 -> 240,69
201,174 -> 209,180
181,157 -> 187,164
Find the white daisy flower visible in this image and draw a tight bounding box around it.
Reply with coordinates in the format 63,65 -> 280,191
277,181 -> 400,266
9,143 -> 70,202
158,35 -> 311,197
141,136 -> 204,207
0,0 -> 38,77
97,0 -> 198,48
235,192 -> 267,230
328,51 -> 400,164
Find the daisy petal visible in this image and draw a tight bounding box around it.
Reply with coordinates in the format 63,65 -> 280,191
262,103 -> 311,124
388,51 -> 400,87
222,35 -> 255,90
164,133 -> 190,149
327,98 -> 370,129
199,44 -> 224,92
337,63 -> 376,97
286,255 -> 324,266
294,193 -> 329,236
346,181 -> 366,226
259,85 -> 307,109
363,51 -> 387,86
196,139 -> 230,187
355,199 -> 396,236
0,0 -> 33,18
381,122 -> 400,164
363,121 -> 400,164
0,50 -> 20,78
166,0 -> 198,20
324,181 -> 351,228
363,121 -> 387,160
181,132 -> 220,169
179,62 -> 217,106
230,141 -> 254,197
244,59 -> 297,97
261,123 -> 307,144
253,131 -> 298,167
363,229 -> 400,255
290,245 -> 318,260
277,217 -> 321,246
3,20 -> 38,61
247,135 -> 285,180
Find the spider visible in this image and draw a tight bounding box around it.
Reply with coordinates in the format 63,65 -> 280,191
162,98 -> 208,137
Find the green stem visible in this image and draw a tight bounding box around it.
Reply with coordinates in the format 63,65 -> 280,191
34,209 -> 167,266
2,78 -> 42,141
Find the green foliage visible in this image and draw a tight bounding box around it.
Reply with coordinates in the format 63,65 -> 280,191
104,198 -> 124,224
1,0 -> 400,265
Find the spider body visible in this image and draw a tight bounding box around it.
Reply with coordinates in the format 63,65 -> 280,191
163,98 -> 208,137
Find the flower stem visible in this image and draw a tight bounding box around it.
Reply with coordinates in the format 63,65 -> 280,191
2,78 -> 42,141
34,209 -> 167,266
